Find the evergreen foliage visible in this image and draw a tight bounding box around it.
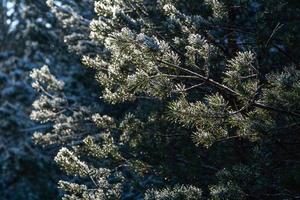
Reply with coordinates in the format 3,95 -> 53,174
29,0 -> 300,199
1,0 -> 300,199
30,0 -> 300,199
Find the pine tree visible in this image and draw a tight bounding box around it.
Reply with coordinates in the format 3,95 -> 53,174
32,0 -> 300,199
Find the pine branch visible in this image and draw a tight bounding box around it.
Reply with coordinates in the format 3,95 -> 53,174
157,59 -> 239,96
253,102 -> 300,118
158,59 -> 300,118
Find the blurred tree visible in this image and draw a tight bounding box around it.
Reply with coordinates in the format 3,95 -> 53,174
0,0 -> 98,199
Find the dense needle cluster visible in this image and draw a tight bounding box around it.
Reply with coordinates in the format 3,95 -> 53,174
1,0 -> 300,199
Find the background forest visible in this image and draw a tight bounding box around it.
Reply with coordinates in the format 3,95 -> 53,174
1,0 -> 300,199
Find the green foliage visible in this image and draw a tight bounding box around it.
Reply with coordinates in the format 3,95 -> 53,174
145,185 -> 203,200
30,0 -> 300,199
168,93 -> 230,147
